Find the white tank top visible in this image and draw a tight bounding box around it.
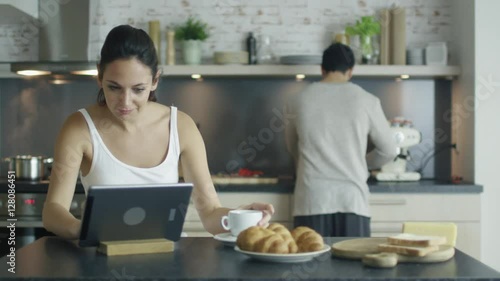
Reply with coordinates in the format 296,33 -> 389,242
79,107 -> 180,194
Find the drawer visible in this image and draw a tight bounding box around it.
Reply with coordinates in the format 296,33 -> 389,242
370,194 -> 480,222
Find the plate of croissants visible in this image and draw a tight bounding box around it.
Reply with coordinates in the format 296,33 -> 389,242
234,223 -> 331,263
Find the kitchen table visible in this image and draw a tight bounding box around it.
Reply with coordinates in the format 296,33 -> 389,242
0,237 -> 499,281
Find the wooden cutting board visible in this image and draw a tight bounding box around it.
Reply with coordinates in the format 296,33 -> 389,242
211,176 -> 278,185
331,238 -> 455,268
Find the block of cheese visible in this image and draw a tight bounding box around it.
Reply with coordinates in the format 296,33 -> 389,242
403,222 -> 457,246
378,243 -> 439,257
388,233 -> 447,247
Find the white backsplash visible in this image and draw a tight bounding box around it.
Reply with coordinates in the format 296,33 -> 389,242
0,0 -> 453,63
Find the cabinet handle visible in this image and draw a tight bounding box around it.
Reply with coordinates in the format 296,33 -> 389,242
370,199 -> 407,205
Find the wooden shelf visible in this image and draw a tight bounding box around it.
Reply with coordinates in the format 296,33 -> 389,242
0,63 -> 460,79
0,63 -> 21,78
161,65 -> 461,78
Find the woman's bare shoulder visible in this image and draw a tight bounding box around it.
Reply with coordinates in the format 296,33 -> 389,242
58,107 -> 94,140
177,109 -> 196,129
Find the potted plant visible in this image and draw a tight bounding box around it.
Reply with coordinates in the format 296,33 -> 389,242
175,17 -> 209,65
345,16 -> 381,64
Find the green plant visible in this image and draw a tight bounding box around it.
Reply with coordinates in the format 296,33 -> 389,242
174,17 -> 209,41
345,16 -> 380,37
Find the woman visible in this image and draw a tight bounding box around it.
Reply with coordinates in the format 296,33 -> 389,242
42,25 -> 274,239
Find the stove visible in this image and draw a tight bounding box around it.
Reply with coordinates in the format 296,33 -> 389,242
0,180 -> 86,257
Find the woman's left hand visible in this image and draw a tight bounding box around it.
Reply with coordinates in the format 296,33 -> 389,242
238,202 -> 275,227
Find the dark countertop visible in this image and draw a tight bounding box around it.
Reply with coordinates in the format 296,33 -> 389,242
0,237 -> 498,281
0,179 -> 483,194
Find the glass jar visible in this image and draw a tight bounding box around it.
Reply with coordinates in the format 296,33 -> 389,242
360,35 -> 374,64
348,35 -> 362,64
257,35 -> 276,64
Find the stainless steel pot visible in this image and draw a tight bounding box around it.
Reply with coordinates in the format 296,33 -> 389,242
3,155 -> 53,181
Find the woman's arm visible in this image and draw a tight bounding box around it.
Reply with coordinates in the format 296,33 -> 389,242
42,112 -> 90,239
177,111 -> 274,235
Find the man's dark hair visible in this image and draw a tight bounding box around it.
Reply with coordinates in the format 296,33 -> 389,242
321,43 -> 355,74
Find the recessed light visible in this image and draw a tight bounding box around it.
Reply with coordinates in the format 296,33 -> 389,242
71,70 -> 98,76
17,70 -> 51,76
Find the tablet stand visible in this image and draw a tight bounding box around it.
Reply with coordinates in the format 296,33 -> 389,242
97,239 -> 174,256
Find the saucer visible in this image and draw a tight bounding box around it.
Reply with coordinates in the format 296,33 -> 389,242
214,233 -> 237,247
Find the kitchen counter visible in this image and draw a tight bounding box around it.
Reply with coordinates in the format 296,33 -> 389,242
0,237 -> 498,281
0,179 -> 483,194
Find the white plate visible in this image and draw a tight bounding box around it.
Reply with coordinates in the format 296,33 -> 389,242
234,244 -> 331,263
214,233 -> 237,247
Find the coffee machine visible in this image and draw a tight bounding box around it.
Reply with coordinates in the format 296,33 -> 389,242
375,119 -> 422,181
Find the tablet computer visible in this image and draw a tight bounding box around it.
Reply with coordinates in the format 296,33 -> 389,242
78,183 -> 193,247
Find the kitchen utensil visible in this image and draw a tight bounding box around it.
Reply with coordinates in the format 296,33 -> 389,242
3,155 -> 53,180
331,238 -> 455,268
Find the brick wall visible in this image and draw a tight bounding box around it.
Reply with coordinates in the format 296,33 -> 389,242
0,0 -> 453,63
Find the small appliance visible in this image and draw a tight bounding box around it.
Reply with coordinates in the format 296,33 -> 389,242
376,119 -> 422,181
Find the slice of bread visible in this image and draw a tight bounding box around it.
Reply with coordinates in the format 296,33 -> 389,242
388,233 -> 447,247
378,243 -> 439,257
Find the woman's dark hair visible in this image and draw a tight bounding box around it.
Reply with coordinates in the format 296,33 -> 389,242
97,25 -> 159,105
321,43 -> 355,74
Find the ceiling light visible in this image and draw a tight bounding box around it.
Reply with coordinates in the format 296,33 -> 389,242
17,70 -> 51,76
296,74 -> 306,81
401,74 -> 410,79
71,69 -> 98,76
191,74 -> 201,79
50,79 -> 70,85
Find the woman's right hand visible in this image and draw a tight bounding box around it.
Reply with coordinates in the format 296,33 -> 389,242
238,202 -> 275,227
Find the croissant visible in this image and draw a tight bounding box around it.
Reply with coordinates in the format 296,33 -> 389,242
236,226 -> 288,254
236,224 -> 323,254
267,223 -> 298,253
291,226 -> 325,252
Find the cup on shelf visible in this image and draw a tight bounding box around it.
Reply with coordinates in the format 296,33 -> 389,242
407,48 -> 425,65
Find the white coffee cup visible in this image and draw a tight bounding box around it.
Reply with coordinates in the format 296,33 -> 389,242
221,210 -> 263,236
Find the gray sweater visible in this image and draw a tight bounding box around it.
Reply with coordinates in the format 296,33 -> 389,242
285,82 -> 397,217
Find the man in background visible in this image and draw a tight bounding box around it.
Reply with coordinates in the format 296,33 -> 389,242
285,43 -> 397,237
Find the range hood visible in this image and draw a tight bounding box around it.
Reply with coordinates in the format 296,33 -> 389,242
11,0 -> 96,76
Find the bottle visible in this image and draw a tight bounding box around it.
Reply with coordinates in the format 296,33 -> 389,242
148,20 -> 161,62
166,30 -> 176,65
333,31 -> 349,45
246,32 -> 257,65
257,35 -> 275,64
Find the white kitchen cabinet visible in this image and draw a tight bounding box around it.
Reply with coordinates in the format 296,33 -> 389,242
183,191 -> 481,260
370,193 -> 481,259
183,192 -> 292,237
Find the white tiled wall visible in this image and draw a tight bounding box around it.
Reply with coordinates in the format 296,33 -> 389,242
0,0 -> 453,63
